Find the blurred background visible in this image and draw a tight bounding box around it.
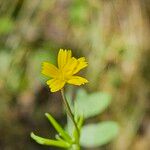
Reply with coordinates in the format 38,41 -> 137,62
0,0 -> 150,150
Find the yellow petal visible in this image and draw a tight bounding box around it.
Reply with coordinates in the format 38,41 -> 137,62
42,62 -> 59,78
47,79 -> 65,92
73,57 -> 88,74
67,76 -> 88,85
58,49 -> 72,69
63,57 -> 78,76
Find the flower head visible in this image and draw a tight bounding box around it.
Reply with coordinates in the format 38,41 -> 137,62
42,49 -> 88,92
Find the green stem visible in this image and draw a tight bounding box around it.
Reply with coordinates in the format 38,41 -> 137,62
60,89 -> 80,145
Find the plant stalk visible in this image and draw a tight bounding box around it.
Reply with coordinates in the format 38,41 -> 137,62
60,88 -> 80,148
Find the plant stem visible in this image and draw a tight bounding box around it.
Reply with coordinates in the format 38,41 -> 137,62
60,88 -> 80,140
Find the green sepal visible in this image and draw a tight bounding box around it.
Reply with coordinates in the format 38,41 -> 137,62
45,113 -> 72,143
30,132 -> 70,148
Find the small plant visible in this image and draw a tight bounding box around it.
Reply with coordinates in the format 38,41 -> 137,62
31,49 -> 119,149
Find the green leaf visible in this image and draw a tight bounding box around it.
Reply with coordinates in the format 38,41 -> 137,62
30,132 -> 70,148
74,89 -> 111,118
80,121 -> 119,148
45,113 -> 72,143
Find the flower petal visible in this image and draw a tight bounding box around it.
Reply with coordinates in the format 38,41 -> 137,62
63,57 -> 78,76
67,76 -> 88,85
47,79 -> 65,92
42,62 -> 59,78
58,49 -> 72,69
73,57 -> 88,74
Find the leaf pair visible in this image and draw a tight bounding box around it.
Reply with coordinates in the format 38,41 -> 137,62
67,88 -> 119,148
31,113 -> 72,148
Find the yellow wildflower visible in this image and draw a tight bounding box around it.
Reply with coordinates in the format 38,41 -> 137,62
42,49 -> 88,92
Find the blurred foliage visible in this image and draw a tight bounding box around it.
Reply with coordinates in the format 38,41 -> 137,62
74,88 -> 111,119
0,17 -> 14,34
67,88 -> 119,148
81,121 -> 119,148
0,0 -> 150,150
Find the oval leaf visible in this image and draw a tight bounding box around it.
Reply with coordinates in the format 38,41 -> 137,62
80,121 -> 119,148
75,89 -> 111,118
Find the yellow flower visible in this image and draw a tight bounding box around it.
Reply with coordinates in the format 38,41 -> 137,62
42,49 -> 88,92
